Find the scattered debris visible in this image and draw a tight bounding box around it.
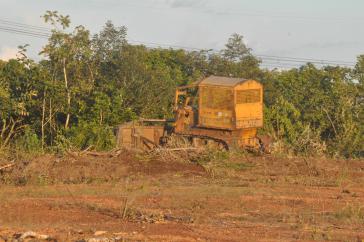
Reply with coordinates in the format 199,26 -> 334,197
66,148 -> 124,159
0,235 -> 8,242
164,214 -> 194,223
94,231 -> 107,236
78,237 -> 122,242
11,231 -> 56,241
20,231 -> 51,240
342,189 -> 350,194
125,210 -> 194,224
0,162 -> 15,171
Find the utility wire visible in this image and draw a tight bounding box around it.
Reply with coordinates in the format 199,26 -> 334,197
0,18 -> 50,32
0,26 -> 50,38
127,39 -> 356,67
258,55 -> 355,65
0,19 -> 356,67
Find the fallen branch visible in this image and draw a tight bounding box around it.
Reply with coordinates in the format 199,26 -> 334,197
65,150 -> 79,159
79,145 -> 94,156
83,151 -> 113,158
112,149 -> 123,157
0,163 -> 15,171
157,147 -> 200,151
120,196 -> 128,220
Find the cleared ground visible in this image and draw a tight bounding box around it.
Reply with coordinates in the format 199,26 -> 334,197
0,150 -> 363,241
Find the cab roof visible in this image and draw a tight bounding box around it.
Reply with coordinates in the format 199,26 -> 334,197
198,75 -> 250,87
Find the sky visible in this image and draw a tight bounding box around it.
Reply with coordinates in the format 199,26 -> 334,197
0,0 -> 364,68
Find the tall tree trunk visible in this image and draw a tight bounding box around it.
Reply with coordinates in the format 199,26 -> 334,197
41,89 -> 46,151
63,58 -> 71,129
87,62 -> 95,89
49,98 -> 53,146
99,110 -> 103,125
1,119 -> 7,141
3,118 -> 17,148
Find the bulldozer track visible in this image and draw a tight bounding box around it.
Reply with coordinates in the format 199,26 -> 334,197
172,134 -> 230,150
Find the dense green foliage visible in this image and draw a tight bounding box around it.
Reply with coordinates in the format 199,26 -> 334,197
0,12 -> 362,157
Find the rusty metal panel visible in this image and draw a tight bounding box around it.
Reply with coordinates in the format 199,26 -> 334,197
117,124 -> 133,149
117,124 -> 164,150
134,126 -> 164,144
198,86 -> 234,130
198,78 -> 263,131
236,89 -> 260,104
200,86 -> 233,110
121,127 -> 132,148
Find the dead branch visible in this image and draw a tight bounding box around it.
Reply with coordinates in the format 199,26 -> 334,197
112,149 -> 123,157
82,151 -> 113,158
0,163 -> 15,171
120,196 -> 128,220
159,147 -> 200,151
79,145 -> 94,155
66,150 -> 79,159
323,108 -> 338,136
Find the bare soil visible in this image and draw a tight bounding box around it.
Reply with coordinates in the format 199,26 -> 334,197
0,151 -> 364,241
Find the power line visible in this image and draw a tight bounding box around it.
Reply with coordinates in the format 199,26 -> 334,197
262,60 -> 354,68
258,55 -> 355,65
260,62 -> 303,69
0,18 -> 50,32
127,39 -> 356,67
0,19 -> 357,68
0,26 -> 50,38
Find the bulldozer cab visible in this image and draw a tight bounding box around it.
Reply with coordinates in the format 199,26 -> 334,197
174,85 -> 198,109
173,84 -> 199,132
198,76 -> 263,130
174,76 -> 263,131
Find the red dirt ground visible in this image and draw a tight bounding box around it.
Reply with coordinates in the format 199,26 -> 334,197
0,151 -> 364,241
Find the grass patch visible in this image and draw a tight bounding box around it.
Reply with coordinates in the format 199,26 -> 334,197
194,150 -> 230,165
334,204 -> 364,223
219,162 -> 255,171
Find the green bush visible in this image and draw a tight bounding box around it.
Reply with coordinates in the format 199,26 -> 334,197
67,121 -> 115,151
14,127 -> 42,153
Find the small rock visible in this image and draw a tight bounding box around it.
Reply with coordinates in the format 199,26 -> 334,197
94,231 -> 107,236
342,189 -> 350,194
13,233 -> 22,239
0,235 -> 7,242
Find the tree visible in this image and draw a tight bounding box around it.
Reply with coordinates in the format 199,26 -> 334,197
0,46 -> 47,150
222,33 -> 251,61
206,34 -> 262,79
41,11 -> 93,130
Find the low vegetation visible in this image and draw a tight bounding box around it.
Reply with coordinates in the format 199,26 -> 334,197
0,10 -> 363,158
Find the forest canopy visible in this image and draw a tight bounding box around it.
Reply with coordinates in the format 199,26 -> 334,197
0,11 -> 363,157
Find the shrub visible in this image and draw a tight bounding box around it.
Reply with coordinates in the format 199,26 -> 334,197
14,127 -> 42,153
67,121 -> 115,151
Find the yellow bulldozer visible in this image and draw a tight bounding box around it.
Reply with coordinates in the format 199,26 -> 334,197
117,76 -> 270,152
